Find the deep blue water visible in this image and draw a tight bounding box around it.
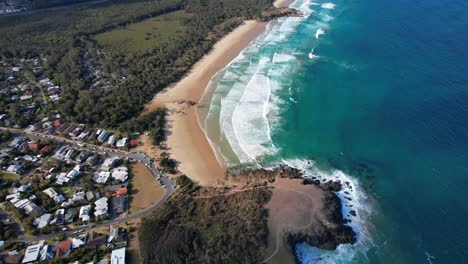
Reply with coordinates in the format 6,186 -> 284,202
273,0 -> 468,262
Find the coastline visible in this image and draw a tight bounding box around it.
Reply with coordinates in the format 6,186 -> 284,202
144,20 -> 268,185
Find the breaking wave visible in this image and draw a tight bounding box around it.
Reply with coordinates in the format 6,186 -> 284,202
200,0 -> 372,262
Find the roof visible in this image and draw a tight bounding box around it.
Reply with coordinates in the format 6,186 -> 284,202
40,146 -> 50,153
55,239 -> 72,257
112,187 -> 127,197
22,244 -> 41,263
27,142 -> 38,150
4,253 -> 24,264
111,247 -> 126,264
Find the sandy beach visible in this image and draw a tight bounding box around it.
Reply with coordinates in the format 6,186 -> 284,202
143,0 -> 295,185
144,20 -> 268,185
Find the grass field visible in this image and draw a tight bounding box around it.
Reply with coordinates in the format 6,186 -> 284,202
94,10 -> 188,53
129,163 -> 164,212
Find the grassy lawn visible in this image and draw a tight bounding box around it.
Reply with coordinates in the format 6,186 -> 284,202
94,10 -> 189,53
129,163 -> 164,212
0,171 -> 20,182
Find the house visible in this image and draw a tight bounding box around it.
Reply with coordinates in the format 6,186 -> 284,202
7,165 -> 23,174
27,142 -> 38,151
97,131 -> 110,143
22,244 -> 41,263
94,171 -> 110,184
34,213 -> 52,228
86,190 -> 99,201
40,245 -> 55,261
43,188 -> 58,199
115,138 -> 127,148
101,157 -> 120,171
85,156 -> 97,166
52,209 -> 65,225
65,208 -> 77,223
55,239 -> 72,258
9,137 -> 25,148
71,234 -> 87,249
107,135 -> 116,146
22,155 -> 38,162
94,197 -> 108,218
86,232 -> 107,249
108,227 -> 127,247
130,139 -> 138,148
111,167 -> 128,182
71,191 -> 86,203
111,247 -> 126,264
111,195 -> 127,216
40,145 -> 50,154
23,203 -> 42,217
112,187 -> 127,197
79,205 -> 91,222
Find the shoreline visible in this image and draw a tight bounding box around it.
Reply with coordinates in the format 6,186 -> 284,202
144,20 -> 268,185
143,0 -> 296,186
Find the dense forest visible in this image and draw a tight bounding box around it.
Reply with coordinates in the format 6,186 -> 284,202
0,0 -> 276,129
139,176 -> 271,264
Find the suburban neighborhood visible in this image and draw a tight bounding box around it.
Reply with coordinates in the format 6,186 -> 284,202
0,119 -> 175,263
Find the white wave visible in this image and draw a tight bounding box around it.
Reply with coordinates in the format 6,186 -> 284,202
308,52 -> 320,60
273,53 -> 297,63
315,28 -> 325,39
321,2 -> 336,9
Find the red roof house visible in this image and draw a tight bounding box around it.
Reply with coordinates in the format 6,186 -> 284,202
28,142 -> 39,151
40,145 -> 51,154
130,139 -> 138,147
112,187 -> 128,197
55,239 -> 72,258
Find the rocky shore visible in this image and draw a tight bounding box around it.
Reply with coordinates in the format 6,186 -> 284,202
227,164 -> 357,262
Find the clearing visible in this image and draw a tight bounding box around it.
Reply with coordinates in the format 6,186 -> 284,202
94,10 -> 189,53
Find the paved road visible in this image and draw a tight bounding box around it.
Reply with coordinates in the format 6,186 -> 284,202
0,127 -> 176,243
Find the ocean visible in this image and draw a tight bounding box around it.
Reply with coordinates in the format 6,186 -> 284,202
200,0 -> 468,262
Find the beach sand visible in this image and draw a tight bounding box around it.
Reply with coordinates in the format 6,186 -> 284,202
144,20 -> 267,185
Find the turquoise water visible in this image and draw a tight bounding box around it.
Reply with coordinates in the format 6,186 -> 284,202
202,0 -> 468,262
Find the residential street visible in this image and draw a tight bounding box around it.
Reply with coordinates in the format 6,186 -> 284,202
0,126 -> 176,243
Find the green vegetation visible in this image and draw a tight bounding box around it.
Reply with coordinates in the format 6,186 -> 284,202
139,176 -> 271,263
121,108 -> 166,145
94,10 -> 189,53
0,0 -> 277,128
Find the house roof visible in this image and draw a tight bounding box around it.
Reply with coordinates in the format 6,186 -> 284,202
22,244 -> 41,263
27,142 -> 38,150
55,239 -> 72,257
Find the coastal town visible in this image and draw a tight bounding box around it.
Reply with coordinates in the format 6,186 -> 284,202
0,126 -> 176,263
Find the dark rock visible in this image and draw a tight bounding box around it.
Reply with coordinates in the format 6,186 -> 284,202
302,178 -> 316,185
320,180 -> 342,192
349,210 -> 356,216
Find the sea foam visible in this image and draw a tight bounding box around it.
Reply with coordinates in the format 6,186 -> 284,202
315,28 -> 325,39
321,2 -> 336,9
